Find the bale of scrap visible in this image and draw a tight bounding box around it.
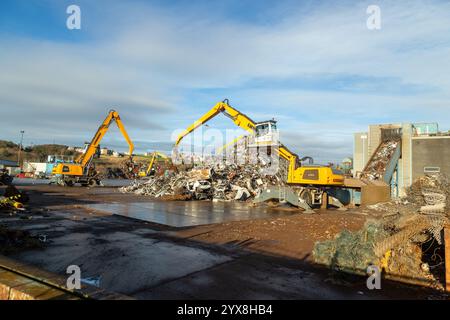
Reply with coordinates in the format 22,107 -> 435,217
313,174 -> 449,287
407,173 -> 449,213
313,220 -> 388,274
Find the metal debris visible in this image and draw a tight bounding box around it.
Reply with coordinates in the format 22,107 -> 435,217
313,174 -> 450,288
120,163 -> 286,201
361,140 -> 399,181
407,173 -> 449,213
1,186 -> 28,212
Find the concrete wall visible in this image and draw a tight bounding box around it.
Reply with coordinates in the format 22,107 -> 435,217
400,123 -> 413,196
412,136 -> 450,180
368,125 -> 381,159
353,132 -> 368,175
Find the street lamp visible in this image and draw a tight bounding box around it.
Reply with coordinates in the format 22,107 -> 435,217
17,130 -> 25,167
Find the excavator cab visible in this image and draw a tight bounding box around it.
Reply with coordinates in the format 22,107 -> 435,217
253,120 -> 279,147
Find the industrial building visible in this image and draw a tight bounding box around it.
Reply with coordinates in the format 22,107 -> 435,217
354,122 -> 450,197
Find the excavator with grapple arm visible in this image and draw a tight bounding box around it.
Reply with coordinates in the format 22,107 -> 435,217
52,110 -> 134,187
174,100 -> 350,210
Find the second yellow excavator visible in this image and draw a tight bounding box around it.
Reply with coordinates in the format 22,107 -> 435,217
52,110 -> 134,187
174,99 -> 349,209
138,151 -> 169,177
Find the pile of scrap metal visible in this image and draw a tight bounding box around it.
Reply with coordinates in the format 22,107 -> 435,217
360,139 -> 399,181
0,185 -> 28,212
100,159 -> 140,180
0,169 -> 13,186
406,173 -> 449,214
121,158 -> 140,179
104,167 -> 129,179
313,174 -> 449,289
120,163 -> 286,201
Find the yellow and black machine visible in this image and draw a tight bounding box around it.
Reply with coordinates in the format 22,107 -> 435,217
52,110 -> 134,187
138,151 -> 169,177
174,99 -> 349,211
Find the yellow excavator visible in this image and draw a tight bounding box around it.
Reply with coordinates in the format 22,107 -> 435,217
52,110 -> 134,187
174,99 -> 348,210
138,151 -> 169,177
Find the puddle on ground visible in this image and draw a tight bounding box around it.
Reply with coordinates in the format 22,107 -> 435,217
84,201 -> 294,227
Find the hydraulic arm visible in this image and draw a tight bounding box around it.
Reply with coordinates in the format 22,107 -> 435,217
175,99 -> 256,146
77,110 -> 134,167
139,151 -> 169,177
52,110 -> 134,186
174,100 -> 337,185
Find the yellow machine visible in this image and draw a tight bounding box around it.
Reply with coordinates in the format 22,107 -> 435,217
138,151 -> 169,177
174,99 -> 348,208
52,110 -> 134,187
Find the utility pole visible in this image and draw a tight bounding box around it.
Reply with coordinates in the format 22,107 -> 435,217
17,130 -> 25,168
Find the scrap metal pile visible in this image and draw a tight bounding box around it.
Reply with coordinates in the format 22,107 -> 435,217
100,158 -> 140,179
313,174 -> 449,289
0,186 -> 28,212
120,162 -> 286,201
407,174 -> 449,214
360,139 -> 399,181
103,167 -> 130,179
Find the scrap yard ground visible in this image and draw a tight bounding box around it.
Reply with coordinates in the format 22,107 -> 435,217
0,182 -> 441,299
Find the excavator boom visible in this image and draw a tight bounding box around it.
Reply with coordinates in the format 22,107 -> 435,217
174,100 -> 303,180
175,100 -> 256,147
139,151 -> 169,177
52,109 -> 134,186
77,110 -> 134,166
174,100 -> 344,188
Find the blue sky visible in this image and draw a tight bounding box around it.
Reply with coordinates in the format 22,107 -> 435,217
1,0 -> 450,164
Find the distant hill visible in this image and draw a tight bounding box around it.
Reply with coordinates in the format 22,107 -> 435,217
0,140 -> 74,162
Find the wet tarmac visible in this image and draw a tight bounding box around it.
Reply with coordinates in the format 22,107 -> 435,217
84,201 -> 295,227
12,178 -> 133,187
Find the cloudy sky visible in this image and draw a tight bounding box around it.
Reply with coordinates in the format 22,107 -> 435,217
1,0 -> 449,164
